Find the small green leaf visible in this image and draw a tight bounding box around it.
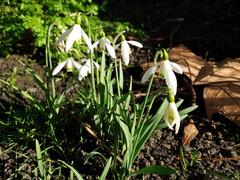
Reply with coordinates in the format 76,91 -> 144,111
175,99 -> 184,107
35,139 -> 45,177
131,165 -> 176,176
33,73 -> 47,92
179,105 -> 198,116
99,157 -> 112,180
21,90 -> 35,102
118,120 -> 132,151
58,160 -> 84,180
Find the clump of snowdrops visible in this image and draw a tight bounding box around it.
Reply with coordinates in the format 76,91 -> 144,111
47,13 -> 197,178
1,13 -> 197,179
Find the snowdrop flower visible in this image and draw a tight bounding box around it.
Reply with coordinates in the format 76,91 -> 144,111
78,59 -> 99,81
92,37 -> 116,58
115,35 -> 143,65
52,57 -> 81,76
56,15 -> 93,53
164,90 -> 181,134
141,49 -> 183,95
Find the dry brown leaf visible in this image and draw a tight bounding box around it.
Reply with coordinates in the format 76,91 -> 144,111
169,45 -> 205,83
182,119 -> 199,145
194,58 -> 240,85
204,82 -> 240,126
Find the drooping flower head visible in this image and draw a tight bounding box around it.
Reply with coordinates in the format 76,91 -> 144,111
78,59 -> 99,81
52,57 -> 99,81
55,14 -> 93,53
141,49 -> 183,95
115,34 -> 143,65
92,31 -> 116,58
164,89 -> 181,134
52,57 -> 81,76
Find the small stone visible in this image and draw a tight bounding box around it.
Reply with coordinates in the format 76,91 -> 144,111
217,132 -> 223,139
230,151 -> 238,157
218,139 -> 227,146
150,156 -> 155,162
163,144 -> 171,149
208,147 -> 219,155
166,133 -> 174,141
156,131 -> 162,139
159,161 -> 164,166
205,132 -> 213,140
202,153 -> 208,157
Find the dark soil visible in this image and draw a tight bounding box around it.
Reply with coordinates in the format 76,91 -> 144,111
1,1 -> 240,179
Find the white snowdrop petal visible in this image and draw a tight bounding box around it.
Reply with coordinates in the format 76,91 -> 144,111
169,102 -> 181,134
78,74 -> 84,81
175,116 -> 181,134
165,69 -> 177,95
121,41 -> 130,65
56,28 -> 72,45
72,60 -> 82,69
114,43 -> 120,50
164,102 -> 181,133
101,38 -> 109,47
80,27 -> 93,53
84,59 -> 99,70
78,65 -> 90,81
65,25 -> 82,51
127,40 -> 143,48
170,62 -> 183,74
141,65 -> 158,83
161,61 -> 177,95
164,106 -> 174,130
105,40 -> 116,58
92,40 -> 100,49
66,58 -> 74,69
52,61 -> 67,76
84,59 -> 91,69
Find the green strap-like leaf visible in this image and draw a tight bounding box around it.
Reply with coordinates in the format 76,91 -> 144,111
130,165 -> 176,176
99,157 -> 112,180
58,160 -> 84,180
35,139 -> 45,178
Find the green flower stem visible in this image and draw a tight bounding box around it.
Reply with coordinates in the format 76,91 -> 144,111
132,74 -> 154,164
100,50 -> 106,84
90,53 -> 97,101
114,59 -> 121,97
46,21 -> 56,98
139,74 -> 154,123
96,62 -> 100,85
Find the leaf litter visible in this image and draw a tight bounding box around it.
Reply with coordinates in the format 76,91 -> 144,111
164,45 -> 240,127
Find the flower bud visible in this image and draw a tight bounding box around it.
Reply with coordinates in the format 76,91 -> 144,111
167,89 -> 175,103
121,34 -> 126,41
75,14 -> 81,25
162,49 -> 169,61
100,30 -> 105,37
